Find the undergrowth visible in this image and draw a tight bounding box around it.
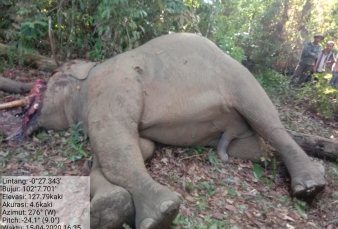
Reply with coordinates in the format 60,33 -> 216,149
255,70 -> 338,120
63,122 -> 89,162
296,73 -> 338,119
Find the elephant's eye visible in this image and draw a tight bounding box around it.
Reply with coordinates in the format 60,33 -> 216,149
51,70 -> 58,76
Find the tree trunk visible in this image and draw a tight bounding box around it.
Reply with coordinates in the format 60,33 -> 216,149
288,130 -> 338,161
0,43 -> 59,72
0,76 -> 33,94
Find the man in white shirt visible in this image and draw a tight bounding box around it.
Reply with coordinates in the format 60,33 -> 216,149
313,41 -> 335,73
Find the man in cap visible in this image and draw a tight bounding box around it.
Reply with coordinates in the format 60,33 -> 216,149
290,33 -> 324,87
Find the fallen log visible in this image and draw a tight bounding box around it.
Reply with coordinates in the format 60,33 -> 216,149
0,43 -> 59,72
288,130 -> 338,161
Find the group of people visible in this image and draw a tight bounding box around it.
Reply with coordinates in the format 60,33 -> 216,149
291,33 -> 338,88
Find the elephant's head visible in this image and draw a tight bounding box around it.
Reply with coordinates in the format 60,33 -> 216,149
0,60 -> 96,137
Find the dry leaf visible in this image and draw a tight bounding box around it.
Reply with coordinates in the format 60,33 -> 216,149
286,224 -> 295,229
185,196 -> 195,203
284,215 -> 295,222
245,211 -> 253,219
225,204 -> 236,211
161,158 -> 168,165
212,212 -> 223,220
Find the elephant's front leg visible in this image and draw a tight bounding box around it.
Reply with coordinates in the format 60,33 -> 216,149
90,153 -> 135,229
89,120 -> 180,229
90,138 -> 157,228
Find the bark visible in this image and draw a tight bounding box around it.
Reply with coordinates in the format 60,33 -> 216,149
0,76 -> 32,94
288,130 -> 338,161
0,43 -> 59,72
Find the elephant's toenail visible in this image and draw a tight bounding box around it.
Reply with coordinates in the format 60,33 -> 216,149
305,180 -> 316,188
160,200 -> 176,214
293,185 -> 305,194
140,218 -> 156,229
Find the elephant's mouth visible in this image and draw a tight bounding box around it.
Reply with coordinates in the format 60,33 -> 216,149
0,79 -> 47,142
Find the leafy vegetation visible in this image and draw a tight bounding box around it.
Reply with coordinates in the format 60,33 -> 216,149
173,213 -> 231,229
63,122 -> 89,162
1,0 -> 337,69
297,73 -> 338,119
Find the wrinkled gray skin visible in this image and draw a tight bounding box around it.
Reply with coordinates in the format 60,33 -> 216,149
24,33 -> 326,229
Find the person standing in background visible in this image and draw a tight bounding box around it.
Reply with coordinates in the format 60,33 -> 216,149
313,41 -> 335,74
330,57 -> 338,88
290,33 -> 324,87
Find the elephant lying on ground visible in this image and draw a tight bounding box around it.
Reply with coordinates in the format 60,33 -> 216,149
2,33 -> 325,229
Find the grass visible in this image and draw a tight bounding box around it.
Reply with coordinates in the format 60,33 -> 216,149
255,69 -> 338,121
63,122 -> 91,162
172,213 -> 231,229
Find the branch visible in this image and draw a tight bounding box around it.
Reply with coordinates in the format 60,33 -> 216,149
48,16 -> 60,67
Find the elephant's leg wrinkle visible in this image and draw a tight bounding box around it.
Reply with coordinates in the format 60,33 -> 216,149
217,132 -> 230,163
89,139 -> 154,228
92,132 -> 180,229
90,153 -> 135,229
267,129 -> 326,197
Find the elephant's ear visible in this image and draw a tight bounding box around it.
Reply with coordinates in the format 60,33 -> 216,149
55,60 -> 97,80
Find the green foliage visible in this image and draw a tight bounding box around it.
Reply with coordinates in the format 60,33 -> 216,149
173,213 -> 230,229
253,163 -> 273,186
212,33 -> 246,62
1,0 -> 201,63
255,69 -> 291,98
227,186 -> 237,198
293,198 -> 308,219
2,0 -> 337,77
122,224 -> 132,229
297,73 -> 338,119
331,161 -> 338,180
63,122 -> 89,162
35,131 -> 51,141
210,3 -> 247,62
253,163 -> 264,179
207,149 -> 221,172
0,151 -> 10,167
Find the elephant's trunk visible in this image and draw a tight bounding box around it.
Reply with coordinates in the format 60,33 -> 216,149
0,97 -> 29,110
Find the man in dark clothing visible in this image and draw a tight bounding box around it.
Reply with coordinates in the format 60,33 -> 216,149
290,33 -> 324,87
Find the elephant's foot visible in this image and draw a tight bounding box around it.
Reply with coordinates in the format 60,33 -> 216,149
132,181 -> 180,229
290,161 -> 326,198
90,169 -> 135,229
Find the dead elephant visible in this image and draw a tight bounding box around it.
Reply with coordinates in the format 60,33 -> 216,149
2,33 -> 326,229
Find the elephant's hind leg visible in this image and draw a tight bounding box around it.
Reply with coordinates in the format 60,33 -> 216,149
227,134 -> 262,161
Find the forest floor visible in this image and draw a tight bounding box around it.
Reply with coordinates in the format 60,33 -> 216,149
0,67 -> 337,229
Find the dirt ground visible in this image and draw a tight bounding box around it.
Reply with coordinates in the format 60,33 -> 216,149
0,67 -> 337,229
